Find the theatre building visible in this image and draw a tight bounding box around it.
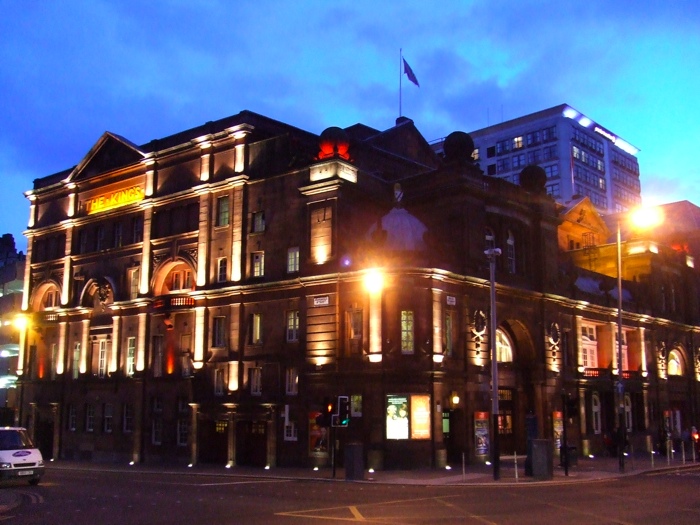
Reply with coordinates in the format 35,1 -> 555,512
16,110 -> 700,469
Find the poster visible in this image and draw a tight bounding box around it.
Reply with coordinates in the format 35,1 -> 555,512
386,395 -> 409,440
553,411 -> 563,451
474,411 -> 490,456
410,395 -> 431,440
308,411 -> 329,456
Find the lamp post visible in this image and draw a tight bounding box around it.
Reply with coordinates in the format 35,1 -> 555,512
485,247 -> 502,480
614,206 -> 664,474
615,220 -> 625,473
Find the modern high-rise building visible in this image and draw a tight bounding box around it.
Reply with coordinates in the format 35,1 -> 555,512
435,104 -> 642,214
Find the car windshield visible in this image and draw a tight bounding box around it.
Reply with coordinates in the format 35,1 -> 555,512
0,429 -> 34,450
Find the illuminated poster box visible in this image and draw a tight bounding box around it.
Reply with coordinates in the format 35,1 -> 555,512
386,394 -> 431,440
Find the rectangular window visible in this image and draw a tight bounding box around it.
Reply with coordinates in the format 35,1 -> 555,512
181,334 -> 192,377
217,258 -> 227,283
310,205 -> 333,264
250,367 -> 262,395
98,340 -> 107,378
132,216 -> 143,243
513,136 -> 523,149
177,419 -> 189,447
285,367 -> 298,395
580,325 -> 598,368
287,247 -> 300,273
113,223 -> 123,248
103,403 -> 113,433
123,403 -> 134,433
68,405 -> 77,432
129,267 -> 140,300
252,251 -> 264,277
252,211 -> 265,233
444,311 -> 453,357
126,337 -> 136,377
78,230 -> 87,254
72,343 -> 81,379
217,196 -> 230,227
401,310 -> 415,354
251,313 -> 262,345
152,419 -> 163,445
286,310 -> 299,342
152,335 -> 163,378
214,366 -> 225,396
284,422 -> 298,441
96,225 -> 106,251
172,272 -> 181,291
85,404 -> 95,432
212,316 -> 226,348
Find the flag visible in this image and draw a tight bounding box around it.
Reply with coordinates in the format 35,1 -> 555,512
403,57 -> 419,87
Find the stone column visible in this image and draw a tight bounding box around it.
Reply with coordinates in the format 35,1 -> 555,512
189,403 -> 200,466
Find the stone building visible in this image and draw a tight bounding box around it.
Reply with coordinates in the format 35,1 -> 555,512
16,110 -> 700,469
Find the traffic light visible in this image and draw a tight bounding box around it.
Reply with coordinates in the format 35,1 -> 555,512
315,397 -> 334,427
337,396 -> 350,427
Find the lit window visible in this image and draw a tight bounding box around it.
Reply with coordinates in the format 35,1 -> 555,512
668,350 -> 683,376
287,247 -> 300,273
251,313 -> 262,345
496,328 -> 513,362
72,343 -> 81,380
580,325 -> 598,368
513,136 -> 523,149
217,196 -> 230,226
252,251 -> 264,277
286,310 -> 299,342
284,422 -> 298,441
400,310 -> 414,354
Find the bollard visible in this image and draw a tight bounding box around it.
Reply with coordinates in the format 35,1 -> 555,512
667,439 -> 672,466
514,451 -> 518,482
651,449 -> 654,469
683,444 -> 686,465
694,443 -> 697,463
462,452 -> 466,482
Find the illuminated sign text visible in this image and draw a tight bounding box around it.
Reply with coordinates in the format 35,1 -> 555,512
85,186 -> 144,214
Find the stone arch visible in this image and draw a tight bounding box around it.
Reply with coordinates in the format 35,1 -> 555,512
30,280 -> 62,311
152,255 -> 196,296
668,344 -> 688,377
78,277 -> 116,310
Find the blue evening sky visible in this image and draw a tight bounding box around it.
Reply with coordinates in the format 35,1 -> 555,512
1,1 -> 698,253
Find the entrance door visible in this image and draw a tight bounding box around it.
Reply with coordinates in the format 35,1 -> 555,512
236,420 -> 267,467
498,388 -> 515,455
198,418 -> 228,464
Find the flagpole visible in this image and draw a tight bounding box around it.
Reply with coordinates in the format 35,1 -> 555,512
399,48 -> 403,117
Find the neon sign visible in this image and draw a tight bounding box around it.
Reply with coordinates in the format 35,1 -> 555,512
85,186 -> 144,214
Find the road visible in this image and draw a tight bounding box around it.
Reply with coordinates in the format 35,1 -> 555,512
1,465 -> 699,524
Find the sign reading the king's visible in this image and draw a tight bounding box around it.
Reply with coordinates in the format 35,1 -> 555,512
84,185 -> 144,214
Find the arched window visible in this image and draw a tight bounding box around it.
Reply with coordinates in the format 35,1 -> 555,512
591,392 -> 601,435
668,350 -> 683,376
485,227 -> 495,251
506,230 -> 516,274
496,328 -> 513,362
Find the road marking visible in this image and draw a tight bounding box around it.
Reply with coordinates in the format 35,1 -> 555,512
129,478 -> 290,487
435,497 -> 498,525
348,506 -> 365,520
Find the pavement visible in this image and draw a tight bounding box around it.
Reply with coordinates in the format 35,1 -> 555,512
1,453 -> 698,513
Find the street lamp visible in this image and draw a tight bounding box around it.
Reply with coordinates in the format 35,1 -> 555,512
615,206 -> 663,473
485,247 -> 502,480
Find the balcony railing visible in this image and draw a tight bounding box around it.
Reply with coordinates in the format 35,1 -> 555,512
152,295 -> 196,311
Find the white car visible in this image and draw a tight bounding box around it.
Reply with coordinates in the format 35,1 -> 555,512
0,427 -> 45,485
